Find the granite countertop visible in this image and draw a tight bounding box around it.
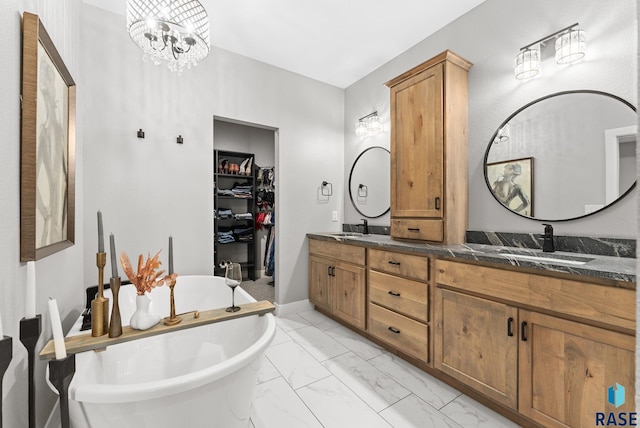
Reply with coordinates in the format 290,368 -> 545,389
307,232 -> 636,287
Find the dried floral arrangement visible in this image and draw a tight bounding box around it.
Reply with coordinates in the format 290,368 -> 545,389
120,250 -> 177,295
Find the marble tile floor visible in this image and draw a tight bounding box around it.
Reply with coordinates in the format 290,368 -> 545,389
250,309 -> 520,428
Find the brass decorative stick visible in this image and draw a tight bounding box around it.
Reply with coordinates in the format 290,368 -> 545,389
91,253 -> 109,337
108,277 -> 122,338
163,277 -> 182,326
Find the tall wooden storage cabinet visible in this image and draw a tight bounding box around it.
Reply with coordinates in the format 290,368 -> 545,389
385,50 -> 472,244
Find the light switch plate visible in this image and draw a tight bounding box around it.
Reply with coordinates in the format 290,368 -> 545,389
331,211 -> 338,222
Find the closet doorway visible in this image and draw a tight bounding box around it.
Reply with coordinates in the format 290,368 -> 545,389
213,117 -> 277,303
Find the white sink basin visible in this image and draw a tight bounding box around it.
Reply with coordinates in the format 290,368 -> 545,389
328,232 -> 364,237
499,253 -> 593,266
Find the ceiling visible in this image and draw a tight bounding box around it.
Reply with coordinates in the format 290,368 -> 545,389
83,0 -> 485,88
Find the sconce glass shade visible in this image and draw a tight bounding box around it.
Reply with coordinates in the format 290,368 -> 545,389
494,123 -> 510,144
366,115 -> 383,135
514,48 -> 540,80
356,112 -> 383,137
127,0 -> 210,74
355,120 -> 368,137
555,29 -> 586,64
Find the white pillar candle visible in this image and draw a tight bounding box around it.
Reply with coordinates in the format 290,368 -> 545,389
25,261 -> 36,318
48,298 -> 67,359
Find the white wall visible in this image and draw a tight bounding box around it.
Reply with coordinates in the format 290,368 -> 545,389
345,0 -> 637,238
81,5 -> 344,307
0,1 -> 84,426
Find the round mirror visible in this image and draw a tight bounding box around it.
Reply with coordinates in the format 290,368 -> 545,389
349,146 -> 390,218
484,90 -> 636,221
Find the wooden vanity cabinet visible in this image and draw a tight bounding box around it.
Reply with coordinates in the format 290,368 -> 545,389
435,289 -> 518,409
309,256 -> 333,311
308,240 -> 366,329
367,249 -> 430,361
385,50 -> 472,244
434,259 -> 636,427
518,310 -> 635,428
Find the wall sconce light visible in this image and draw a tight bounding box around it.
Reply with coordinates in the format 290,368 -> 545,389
493,123 -> 510,145
515,23 -> 586,80
514,48 -> 540,80
555,29 -> 586,64
355,111 -> 383,138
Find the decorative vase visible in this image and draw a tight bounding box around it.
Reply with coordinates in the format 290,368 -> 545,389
130,293 -> 160,330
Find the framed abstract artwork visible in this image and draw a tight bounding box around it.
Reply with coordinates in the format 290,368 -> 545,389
20,12 -> 76,261
486,157 -> 534,217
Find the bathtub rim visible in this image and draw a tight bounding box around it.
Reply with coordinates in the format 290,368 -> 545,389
62,277 -> 276,404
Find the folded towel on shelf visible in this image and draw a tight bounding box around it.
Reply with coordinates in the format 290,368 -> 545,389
217,231 -> 235,244
233,213 -> 253,220
216,208 -> 233,219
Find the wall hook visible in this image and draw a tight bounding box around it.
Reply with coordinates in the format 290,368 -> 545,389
137,129 -> 145,138
176,135 -> 183,144
321,181 -> 333,197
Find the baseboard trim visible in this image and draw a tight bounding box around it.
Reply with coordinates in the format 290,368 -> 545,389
274,299 -> 313,317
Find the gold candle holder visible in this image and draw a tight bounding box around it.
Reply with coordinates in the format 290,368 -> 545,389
108,277 -> 122,338
91,253 -> 109,337
163,277 -> 182,326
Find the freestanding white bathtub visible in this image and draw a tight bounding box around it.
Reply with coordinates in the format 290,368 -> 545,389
52,276 -> 275,428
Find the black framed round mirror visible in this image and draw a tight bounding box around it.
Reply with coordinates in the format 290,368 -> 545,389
349,146 -> 390,218
484,90 -> 636,222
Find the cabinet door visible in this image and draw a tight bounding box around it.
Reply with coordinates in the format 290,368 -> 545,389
309,256 -> 332,311
434,288 -> 518,409
332,262 -> 366,329
391,63 -> 444,219
519,310 -> 635,428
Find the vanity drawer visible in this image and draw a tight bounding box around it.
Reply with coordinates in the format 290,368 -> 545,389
368,249 -> 429,281
435,259 -> 635,332
369,303 -> 428,361
369,271 -> 428,322
309,239 -> 365,266
391,219 -> 443,242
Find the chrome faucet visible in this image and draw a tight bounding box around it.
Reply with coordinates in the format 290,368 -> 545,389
542,224 -> 555,252
359,219 -> 369,235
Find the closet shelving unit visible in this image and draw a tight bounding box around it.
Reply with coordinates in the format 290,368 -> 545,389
214,149 -> 257,280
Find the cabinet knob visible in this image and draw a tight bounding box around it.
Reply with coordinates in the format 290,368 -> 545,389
388,261 -> 401,266
388,326 -> 401,334
388,291 -> 401,297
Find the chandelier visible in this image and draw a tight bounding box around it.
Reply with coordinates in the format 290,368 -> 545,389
127,0 -> 211,74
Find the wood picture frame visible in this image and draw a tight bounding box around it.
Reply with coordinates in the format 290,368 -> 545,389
20,12 -> 76,261
486,157 -> 534,217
